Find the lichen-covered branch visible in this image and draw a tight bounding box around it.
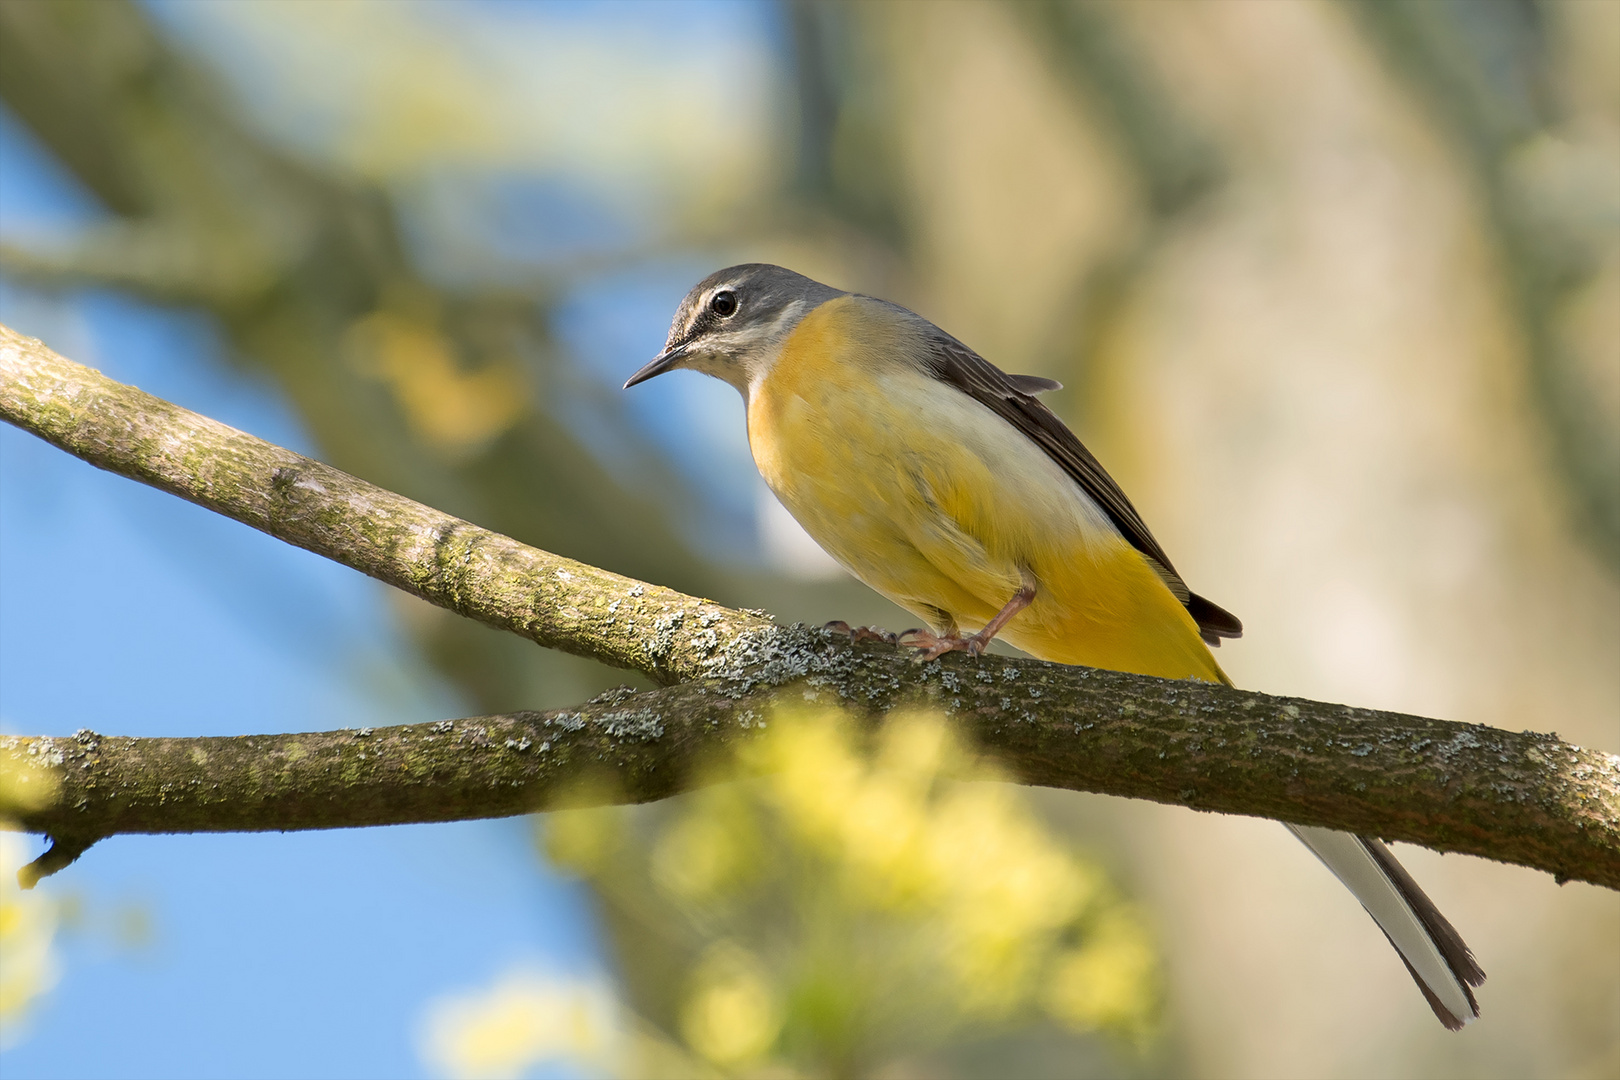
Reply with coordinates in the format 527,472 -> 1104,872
0,682 -> 758,885
2,322 -> 1618,891
3,643 -> 1618,889
0,323 -> 770,687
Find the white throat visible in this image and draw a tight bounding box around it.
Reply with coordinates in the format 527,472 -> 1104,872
688,299 -> 811,401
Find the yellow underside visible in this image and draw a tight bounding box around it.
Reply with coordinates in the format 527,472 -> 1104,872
750,297 -> 1228,686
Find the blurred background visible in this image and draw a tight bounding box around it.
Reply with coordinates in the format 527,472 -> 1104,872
0,0 -> 1615,1077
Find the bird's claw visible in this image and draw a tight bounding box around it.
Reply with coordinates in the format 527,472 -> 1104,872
823,621 -> 899,644
825,621 -> 992,657
896,628 -> 988,661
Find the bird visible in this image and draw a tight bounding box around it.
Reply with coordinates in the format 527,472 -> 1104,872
625,262 -> 1485,1029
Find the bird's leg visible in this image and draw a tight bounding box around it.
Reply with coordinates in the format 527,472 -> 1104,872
899,582 -> 1036,661
972,581 -> 1037,647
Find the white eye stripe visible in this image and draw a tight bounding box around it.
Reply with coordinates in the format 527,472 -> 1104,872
681,295 -> 809,362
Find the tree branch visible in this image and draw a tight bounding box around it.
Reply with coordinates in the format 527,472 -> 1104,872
2,322 -> 1618,890
0,322 -> 769,687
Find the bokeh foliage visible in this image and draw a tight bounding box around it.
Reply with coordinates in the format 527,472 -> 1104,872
0,760 -> 61,1046
541,707 -> 1158,1077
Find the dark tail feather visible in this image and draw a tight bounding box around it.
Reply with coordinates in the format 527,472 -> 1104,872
1187,592 -> 1242,646
1361,836 -> 1487,1005
1287,825 -> 1483,1029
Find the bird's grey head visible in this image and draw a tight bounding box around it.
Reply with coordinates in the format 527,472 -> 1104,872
623,263 -> 844,395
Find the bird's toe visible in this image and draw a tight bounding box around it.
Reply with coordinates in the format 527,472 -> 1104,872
826,621 -> 900,645
898,628 -> 973,660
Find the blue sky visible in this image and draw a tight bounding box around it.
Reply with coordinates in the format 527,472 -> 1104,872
0,97 -> 606,1080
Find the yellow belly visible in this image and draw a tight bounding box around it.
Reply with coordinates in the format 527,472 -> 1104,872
749,296 -> 1227,685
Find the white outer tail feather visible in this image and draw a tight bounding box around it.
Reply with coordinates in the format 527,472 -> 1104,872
1287,825 -> 1482,1028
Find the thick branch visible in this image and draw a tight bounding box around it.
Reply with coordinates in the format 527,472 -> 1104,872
3,653 -> 1618,888
1,684 -> 754,843
2,323 -> 1618,889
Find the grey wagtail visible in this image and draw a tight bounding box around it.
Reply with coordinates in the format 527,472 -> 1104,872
625,262 -> 1484,1028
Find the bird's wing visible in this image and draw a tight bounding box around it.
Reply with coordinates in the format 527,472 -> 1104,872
921,332 -> 1243,644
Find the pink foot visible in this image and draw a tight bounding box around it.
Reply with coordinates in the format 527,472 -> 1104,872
897,627 -> 988,661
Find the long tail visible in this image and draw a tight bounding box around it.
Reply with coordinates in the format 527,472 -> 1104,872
1131,607 -> 1481,1027
1287,824 -> 1485,1028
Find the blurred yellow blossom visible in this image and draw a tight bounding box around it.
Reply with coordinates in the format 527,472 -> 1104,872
651,786 -> 763,902
539,704 -> 1160,1075
0,832 -> 60,1048
680,941 -> 783,1069
419,970 -> 620,1080
1043,908 -> 1160,1040
343,310 -> 527,455
0,741 -> 62,819
542,803 -> 624,878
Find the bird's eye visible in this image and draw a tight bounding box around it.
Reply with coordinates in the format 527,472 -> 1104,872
710,290 -> 738,318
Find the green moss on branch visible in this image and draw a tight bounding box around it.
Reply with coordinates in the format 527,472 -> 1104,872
0,323 -> 768,685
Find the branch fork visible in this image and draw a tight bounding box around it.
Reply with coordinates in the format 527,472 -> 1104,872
1,322 -> 1616,891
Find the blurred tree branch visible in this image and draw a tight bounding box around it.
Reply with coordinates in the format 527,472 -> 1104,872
1347,0 -> 1620,568
0,0 -> 843,719
3,323 -> 1617,892
1018,0 -> 1222,221
1010,0 -> 1226,439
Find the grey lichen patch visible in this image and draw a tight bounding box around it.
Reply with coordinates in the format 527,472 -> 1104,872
594,708 -> 665,742
1439,726 -> 1487,759
547,713 -> 587,733
587,686 -> 640,708
22,739 -> 67,768
645,610 -> 687,663
700,623 -> 833,692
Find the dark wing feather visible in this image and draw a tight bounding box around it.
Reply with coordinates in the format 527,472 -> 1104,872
922,333 -> 1242,645
1003,373 -> 1063,395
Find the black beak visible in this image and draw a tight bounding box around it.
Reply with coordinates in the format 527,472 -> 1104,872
623,343 -> 688,389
